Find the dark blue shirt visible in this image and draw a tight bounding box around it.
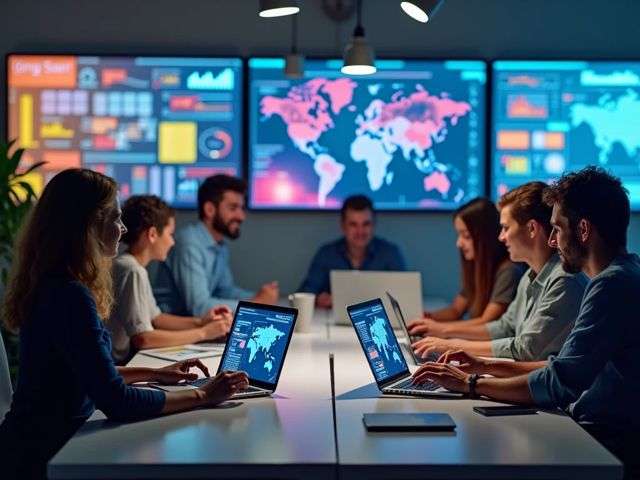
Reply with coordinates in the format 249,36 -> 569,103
528,253 -> 640,428
299,237 -> 406,294
0,276 -> 165,477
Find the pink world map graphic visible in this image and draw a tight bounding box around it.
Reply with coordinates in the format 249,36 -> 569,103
257,78 -> 471,207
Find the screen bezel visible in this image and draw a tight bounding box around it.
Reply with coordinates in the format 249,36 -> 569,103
4,52 -> 245,210
216,300 -> 298,391
246,55 -> 489,212
489,58 -> 640,212
346,297 -> 410,389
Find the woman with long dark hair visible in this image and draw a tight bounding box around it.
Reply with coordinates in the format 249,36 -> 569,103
0,169 -> 248,478
408,198 -> 523,337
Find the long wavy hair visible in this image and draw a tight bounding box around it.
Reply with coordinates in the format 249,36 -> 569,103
455,198 -> 509,318
3,169 -> 118,332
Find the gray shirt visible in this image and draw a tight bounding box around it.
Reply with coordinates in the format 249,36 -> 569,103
487,253 -> 588,360
528,253 -> 640,428
108,253 -> 162,364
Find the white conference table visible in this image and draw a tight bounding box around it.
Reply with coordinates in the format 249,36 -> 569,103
49,306 -> 622,479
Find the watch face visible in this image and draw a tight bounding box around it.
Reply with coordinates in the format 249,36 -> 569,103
321,0 -> 356,22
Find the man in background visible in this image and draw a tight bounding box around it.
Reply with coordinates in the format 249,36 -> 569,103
299,194 -> 406,308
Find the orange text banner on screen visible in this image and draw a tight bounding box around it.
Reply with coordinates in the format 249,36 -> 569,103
9,56 -> 77,88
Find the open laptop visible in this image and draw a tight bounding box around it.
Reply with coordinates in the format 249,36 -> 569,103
331,270 -> 422,328
386,291 -> 439,365
189,301 -> 297,398
347,298 -> 462,398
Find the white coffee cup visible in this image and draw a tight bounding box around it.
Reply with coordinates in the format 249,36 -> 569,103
288,292 -> 315,333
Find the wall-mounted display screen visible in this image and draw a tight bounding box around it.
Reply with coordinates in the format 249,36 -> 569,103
248,58 -> 486,210
492,60 -> 640,210
7,55 -> 243,207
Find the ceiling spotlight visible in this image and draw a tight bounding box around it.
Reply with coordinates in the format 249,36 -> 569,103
400,0 -> 444,23
342,0 -> 376,75
259,0 -> 300,18
285,15 -> 304,78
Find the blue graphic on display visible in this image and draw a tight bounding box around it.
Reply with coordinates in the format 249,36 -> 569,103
350,300 -> 407,383
492,61 -> 640,210
249,58 -> 486,210
220,307 -> 294,384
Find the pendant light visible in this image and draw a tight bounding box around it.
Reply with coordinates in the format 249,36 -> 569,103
341,0 -> 376,75
285,14 -> 304,78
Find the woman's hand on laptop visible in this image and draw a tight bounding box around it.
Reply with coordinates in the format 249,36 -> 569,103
407,318 -> 450,338
196,371 -> 250,407
154,359 -> 211,385
411,362 -> 470,394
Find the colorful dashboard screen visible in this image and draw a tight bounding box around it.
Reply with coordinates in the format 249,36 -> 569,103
6,55 -> 243,208
248,58 -> 486,210
492,61 -> 640,210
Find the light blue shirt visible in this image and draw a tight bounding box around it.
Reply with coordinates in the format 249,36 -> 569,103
487,253 -> 588,360
528,253 -> 640,428
162,222 -> 254,316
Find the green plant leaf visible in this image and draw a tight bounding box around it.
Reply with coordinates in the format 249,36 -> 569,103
14,161 -> 47,178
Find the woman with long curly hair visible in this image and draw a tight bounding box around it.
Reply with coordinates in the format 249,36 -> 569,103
0,169 -> 248,479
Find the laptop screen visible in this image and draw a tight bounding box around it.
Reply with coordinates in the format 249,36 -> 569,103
218,302 -> 297,388
348,298 -> 409,385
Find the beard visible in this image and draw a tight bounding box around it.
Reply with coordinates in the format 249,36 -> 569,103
212,212 -> 241,240
559,229 -> 587,274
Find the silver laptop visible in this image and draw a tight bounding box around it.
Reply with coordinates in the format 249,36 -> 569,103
190,301 -> 297,398
386,291 -> 439,365
331,270 -> 422,328
347,298 -> 462,398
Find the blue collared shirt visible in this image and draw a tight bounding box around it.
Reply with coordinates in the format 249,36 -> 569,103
160,222 -> 254,316
487,253 -> 588,360
528,253 -> 640,428
298,237 -> 406,294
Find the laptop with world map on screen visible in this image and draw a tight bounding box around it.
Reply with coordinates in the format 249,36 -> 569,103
347,298 -> 462,398
188,301 -> 298,398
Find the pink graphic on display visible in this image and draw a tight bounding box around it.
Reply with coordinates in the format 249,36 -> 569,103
357,90 -> 471,154
260,78 -> 357,148
320,78 -> 357,114
424,171 -> 451,196
238,340 -> 246,349
251,170 -> 341,208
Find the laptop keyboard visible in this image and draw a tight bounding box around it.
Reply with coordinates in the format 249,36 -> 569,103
188,377 -> 262,394
386,377 -> 440,394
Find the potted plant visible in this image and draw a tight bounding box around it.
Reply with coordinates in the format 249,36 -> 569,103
0,139 -> 45,383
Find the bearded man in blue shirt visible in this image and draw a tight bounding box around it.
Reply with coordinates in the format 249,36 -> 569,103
412,167 -> 640,479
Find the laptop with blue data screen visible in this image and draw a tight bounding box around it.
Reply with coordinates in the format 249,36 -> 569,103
347,298 -> 462,398
190,301 -> 297,398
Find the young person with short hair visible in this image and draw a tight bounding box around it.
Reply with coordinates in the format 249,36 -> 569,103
108,195 -> 232,364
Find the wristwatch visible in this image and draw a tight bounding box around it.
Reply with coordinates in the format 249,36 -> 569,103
468,373 -> 480,398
